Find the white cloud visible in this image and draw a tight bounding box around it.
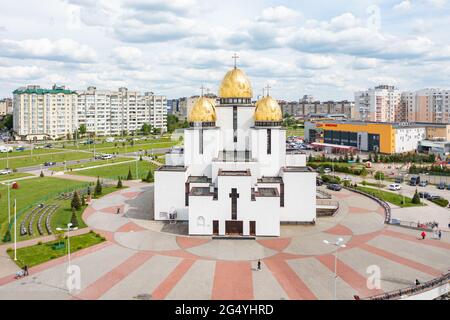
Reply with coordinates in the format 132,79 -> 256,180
258,6 -> 300,23
298,54 -> 336,69
0,66 -> 45,80
351,57 -> 378,70
393,1 -> 412,11
0,38 -> 97,63
111,46 -> 143,65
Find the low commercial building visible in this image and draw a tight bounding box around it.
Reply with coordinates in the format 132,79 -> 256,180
305,121 -> 426,154
418,140 -> 450,159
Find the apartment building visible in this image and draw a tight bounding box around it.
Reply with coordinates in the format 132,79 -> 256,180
76,87 -> 167,136
279,97 -> 356,119
170,94 -> 218,120
0,98 -> 13,116
13,85 -> 78,140
402,89 -> 450,123
355,85 -> 403,122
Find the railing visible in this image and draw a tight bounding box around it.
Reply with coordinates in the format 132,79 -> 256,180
344,186 -> 391,223
316,189 -> 332,199
365,272 -> 450,300
316,199 -> 340,216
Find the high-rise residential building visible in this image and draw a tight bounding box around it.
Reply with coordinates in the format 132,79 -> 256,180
13,85 -> 78,140
76,87 -> 167,136
0,98 -> 13,116
171,94 -> 218,120
279,99 -> 356,119
402,89 -> 450,123
355,85 -> 402,122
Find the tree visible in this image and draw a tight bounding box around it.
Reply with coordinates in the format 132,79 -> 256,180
360,167 -> 368,177
70,208 -> 79,228
2,229 -> 11,242
79,124 -> 87,136
374,171 -> 384,180
81,195 -> 86,206
144,169 -> 153,182
141,123 -> 152,135
117,177 -> 123,188
71,191 -> 81,210
40,171 -> 44,178
127,167 -> 133,180
94,177 -> 102,196
412,189 -> 421,204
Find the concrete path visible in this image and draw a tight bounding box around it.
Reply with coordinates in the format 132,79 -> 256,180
0,184 -> 448,300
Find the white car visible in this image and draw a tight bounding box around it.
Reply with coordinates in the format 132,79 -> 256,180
101,154 -> 114,160
323,168 -> 331,174
0,169 -> 12,175
388,184 -> 401,191
342,176 -> 351,181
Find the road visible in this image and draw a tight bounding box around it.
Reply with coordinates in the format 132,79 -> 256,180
15,147 -> 171,173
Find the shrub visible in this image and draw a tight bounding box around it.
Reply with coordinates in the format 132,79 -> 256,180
374,171 -> 385,180
2,229 -> 11,242
6,248 -> 12,253
117,177 -> 123,188
40,171 -> 44,178
126,167 -> 133,180
70,208 -> 79,227
94,177 -> 102,196
37,241 -> 42,245
431,198 -> 449,207
81,195 -> 86,206
412,189 -> 421,204
143,170 -> 153,183
71,191 -> 81,210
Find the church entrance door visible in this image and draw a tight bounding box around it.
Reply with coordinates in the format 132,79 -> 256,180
225,220 -> 243,235
213,220 -> 219,235
249,221 -> 256,236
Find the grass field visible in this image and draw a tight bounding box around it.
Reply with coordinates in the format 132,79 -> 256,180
70,160 -> 159,180
51,157 -> 134,172
355,186 -> 423,208
0,177 -> 90,241
7,231 -> 106,268
0,148 -> 68,159
0,151 -> 94,170
287,127 -> 305,137
0,172 -> 33,182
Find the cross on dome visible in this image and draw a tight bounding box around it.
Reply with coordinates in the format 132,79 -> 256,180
200,85 -> 206,96
265,84 -> 271,96
232,53 -> 239,69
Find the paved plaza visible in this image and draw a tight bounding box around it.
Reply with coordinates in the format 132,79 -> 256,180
0,184 -> 449,300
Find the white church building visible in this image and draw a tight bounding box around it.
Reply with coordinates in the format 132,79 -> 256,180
154,63 -> 316,237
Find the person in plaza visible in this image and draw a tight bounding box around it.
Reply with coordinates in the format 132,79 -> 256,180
438,230 -> 442,240
257,259 -> 261,271
23,265 -> 29,276
421,231 -> 426,240
117,207 -> 120,214
415,279 -> 420,286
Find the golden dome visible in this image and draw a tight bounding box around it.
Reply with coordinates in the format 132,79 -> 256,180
218,68 -> 253,98
254,96 -> 282,122
187,96 -> 217,123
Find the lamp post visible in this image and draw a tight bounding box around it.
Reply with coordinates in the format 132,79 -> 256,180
323,237 -> 346,300
56,223 -> 78,269
1,181 -> 12,224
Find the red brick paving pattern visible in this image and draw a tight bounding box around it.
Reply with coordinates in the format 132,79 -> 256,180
348,206 -> 375,214
152,259 -> 195,299
256,238 -> 291,251
100,205 -> 125,214
382,229 -> 450,250
324,224 -> 353,236
116,222 -> 146,233
176,236 -> 211,249
264,258 -> 317,300
359,243 -> 443,277
76,251 -> 154,300
121,192 -> 141,199
316,254 -> 384,298
211,261 -> 254,300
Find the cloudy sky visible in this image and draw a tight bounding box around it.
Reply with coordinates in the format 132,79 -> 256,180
0,0 -> 449,101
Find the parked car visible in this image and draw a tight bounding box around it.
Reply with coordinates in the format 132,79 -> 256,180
44,161 -> 56,166
426,194 -> 441,201
327,184 -> 342,191
43,144 -> 53,149
410,176 -> 420,186
438,182 -> 446,190
446,184 -> 450,190
0,169 -> 12,175
394,177 -> 403,184
101,154 -> 113,160
316,178 -> 323,186
419,181 -> 428,187
419,192 -> 430,199
342,176 -> 351,182
323,167 -> 331,174
388,184 -> 401,191
15,147 -> 25,152
0,146 -> 13,153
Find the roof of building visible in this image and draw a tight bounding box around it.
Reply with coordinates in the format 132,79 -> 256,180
218,67 -> 253,99
314,120 -> 433,129
157,165 -> 187,172
187,176 -> 212,183
254,187 -> 279,197
282,166 -> 314,173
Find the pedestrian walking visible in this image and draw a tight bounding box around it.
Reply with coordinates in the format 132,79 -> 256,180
438,230 -> 442,240
421,231 -> 426,240
257,259 -> 261,271
117,207 -> 120,215
23,265 -> 29,276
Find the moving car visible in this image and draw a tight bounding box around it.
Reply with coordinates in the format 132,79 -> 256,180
342,176 -> 351,182
323,168 -> 331,174
0,146 -> 13,153
101,154 -> 113,160
15,147 -> 25,152
418,192 -> 429,199
438,182 -> 446,190
0,169 -> 12,175
388,184 -> 401,191
327,184 -> 342,191
419,181 -> 428,187
44,161 -> 56,166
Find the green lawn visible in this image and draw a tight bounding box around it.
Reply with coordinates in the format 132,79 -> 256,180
0,151 -> 94,170
355,186 -> 424,208
70,160 -> 158,180
0,172 -> 33,182
287,127 -> 305,137
7,231 -> 106,268
94,141 -> 178,155
0,177 -> 89,240
51,157 -> 134,172
0,148 -> 68,159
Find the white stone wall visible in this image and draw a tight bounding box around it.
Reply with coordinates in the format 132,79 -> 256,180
154,169 -> 188,221
394,127 -> 426,153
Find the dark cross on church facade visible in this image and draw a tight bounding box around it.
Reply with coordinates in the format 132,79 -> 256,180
232,53 -> 239,69
229,188 -> 239,220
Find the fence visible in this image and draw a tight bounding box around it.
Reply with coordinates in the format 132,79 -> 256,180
365,272 -> 450,300
316,199 -> 340,216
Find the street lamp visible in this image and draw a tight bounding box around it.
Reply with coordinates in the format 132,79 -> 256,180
1,181 -> 13,224
323,237 -> 347,300
56,223 -> 78,269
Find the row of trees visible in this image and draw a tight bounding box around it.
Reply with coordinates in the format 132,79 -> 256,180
368,152 -> 436,164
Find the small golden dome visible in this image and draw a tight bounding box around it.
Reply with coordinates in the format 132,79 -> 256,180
218,68 -> 253,99
254,96 -> 282,122
187,96 -> 217,123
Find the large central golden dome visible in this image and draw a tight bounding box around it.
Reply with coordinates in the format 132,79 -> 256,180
254,96 -> 282,122
187,96 -> 217,123
218,68 -> 253,99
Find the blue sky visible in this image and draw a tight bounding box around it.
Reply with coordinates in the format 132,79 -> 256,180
0,0 -> 449,100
